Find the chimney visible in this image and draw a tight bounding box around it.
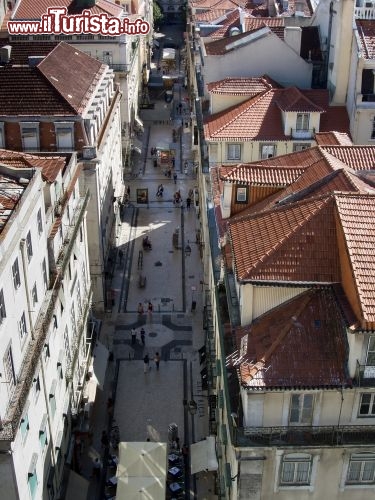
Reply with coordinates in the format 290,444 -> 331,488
0,45 -> 12,64
238,7 -> 245,32
284,26 -> 302,56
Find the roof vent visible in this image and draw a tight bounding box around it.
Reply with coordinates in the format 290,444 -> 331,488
28,56 -> 45,67
229,27 -> 241,37
0,45 -> 12,64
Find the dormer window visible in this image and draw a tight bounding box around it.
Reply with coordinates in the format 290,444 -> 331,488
20,122 -> 39,151
296,113 -> 309,132
55,123 -> 74,151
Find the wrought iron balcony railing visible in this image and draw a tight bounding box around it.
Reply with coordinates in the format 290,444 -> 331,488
354,360 -> 375,387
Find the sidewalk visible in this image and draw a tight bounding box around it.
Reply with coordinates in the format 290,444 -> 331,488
76,86 -> 217,499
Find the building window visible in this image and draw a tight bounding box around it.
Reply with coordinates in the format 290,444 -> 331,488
28,453 -> 38,500
55,123 -> 74,150
367,336 -> 375,365
260,144 -> 276,159
4,346 -> 16,392
39,414 -> 48,450
12,257 -> 21,289
346,453 -> 375,484
20,406 -> 30,441
236,187 -> 248,203
49,381 -> 57,418
26,231 -> 33,261
359,393 -> 375,417
0,122 -> 4,148
19,312 -> 28,340
293,143 -> 311,152
102,50 -> 113,65
31,283 -> 38,307
296,113 -> 309,131
227,144 -> 241,161
0,289 -> 6,323
42,258 -> 48,290
37,209 -> 43,235
33,374 -> 41,399
289,394 -> 313,424
20,123 -> 39,151
280,453 -> 312,485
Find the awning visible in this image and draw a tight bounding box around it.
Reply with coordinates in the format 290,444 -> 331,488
117,442 -> 167,479
190,436 -> 218,474
65,470 -> 89,500
117,475 -> 165,500
134,115 -> 144,132
92,341 -> 109,389
162,48 -> 176,60
131,137 -> 142,155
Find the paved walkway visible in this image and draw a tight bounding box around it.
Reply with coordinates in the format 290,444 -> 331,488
75,83 -> 217,499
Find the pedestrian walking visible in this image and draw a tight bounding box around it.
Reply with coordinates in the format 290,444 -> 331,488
101,430 -> 109,450
173,172 -> 177,184
143,354 -> 150,373
140,327 -> 146,346
138,302 -> 144,315
127,185 -> 130,197
118,249 -> 123,265
92,458 -> 102,480
184,161 -> 188,175
172,157 -> 175,168
148,301 -> 153,314
131,328 -> 136,345
154,352 -> 160,370
186,197 -> 191,210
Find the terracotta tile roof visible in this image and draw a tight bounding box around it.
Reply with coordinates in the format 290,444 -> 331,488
0,40 -> 58,65
319,106 -> 351,137
195,9 -> 228,21
38,42 -> 106,114
191,0 -> 248,10
315,132 -> 353,146
275,87 -> 325,112
320,146 -> 375,172
335,193 -> 375,328
228,194 -> 341,283
356,19 -> 375,59
12,0 -> 123,20
207,75 -> 277,95
229,289 -> 348,389
0,149 -> 69,182
0,66 -> 76,115
219,163 -> 305,185
205,27 -> 271,55
204,88 -> 350,141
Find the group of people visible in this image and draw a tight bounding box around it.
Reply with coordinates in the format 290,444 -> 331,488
131,327 -> 146,346
143,352 -> 161,373
138,301 -> 153,315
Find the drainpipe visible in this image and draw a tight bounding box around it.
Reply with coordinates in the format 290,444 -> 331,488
19,239 -> 34,341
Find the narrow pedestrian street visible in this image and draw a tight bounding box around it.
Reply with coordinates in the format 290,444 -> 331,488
75,22 -> 218,500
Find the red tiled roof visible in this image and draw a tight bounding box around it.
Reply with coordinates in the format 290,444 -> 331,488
228,194 -> 341,283
204,88 -> 350,141
12,0 -> 123,20
0,40 -> 58,64
315,132 -> 353,146
219,163 -> 305,185
275,87 -> 325,112
207,75 -> 277,95
321,146 -> 375,171
335,193 -> 375,327
191,0 -> 248,10
230,289 -> 348,389
0,149 -> 69,182
356,19 -> 375,59
38,42 -> 106,114
195,9 -> 228,21
0,175 -> 26,235
205,26 -> 272,55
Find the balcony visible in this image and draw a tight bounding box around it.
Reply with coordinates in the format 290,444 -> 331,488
291,128 -> 314,139
235,425 -> 375,447
361,93 -> 375,102
355,6 -> 375,19
354,361 -> 375,387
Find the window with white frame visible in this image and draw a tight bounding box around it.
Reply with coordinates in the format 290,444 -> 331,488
28,453 -> 38,500
346,452 -> 375,484
289,394 -> 314,424
20,402 -> 30,441
42,258 -> 48,290
280,453 -> 312,486
260,144 -> 276,159
4,346 -> 16,392
37,208 -> 43,235
0,122 -> 4,148
0,289 -> 6,323
227,143 -> 241,161
236,187 -> 248,203
12,257 -> 21,289
55,123 -> 74,150
49,380 -> 57,418
20,123 -> 39,151
19,311 -> 28,340
367,336 -> 375,366
293,143 -> 311,152
102,50 -> 113,65
31,283 -> 38,307
33,373 -> 41,400
39,414 -> 48,450
296,113 -> 309,131
358,393 -> 375,417
26,230 -> 33,261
